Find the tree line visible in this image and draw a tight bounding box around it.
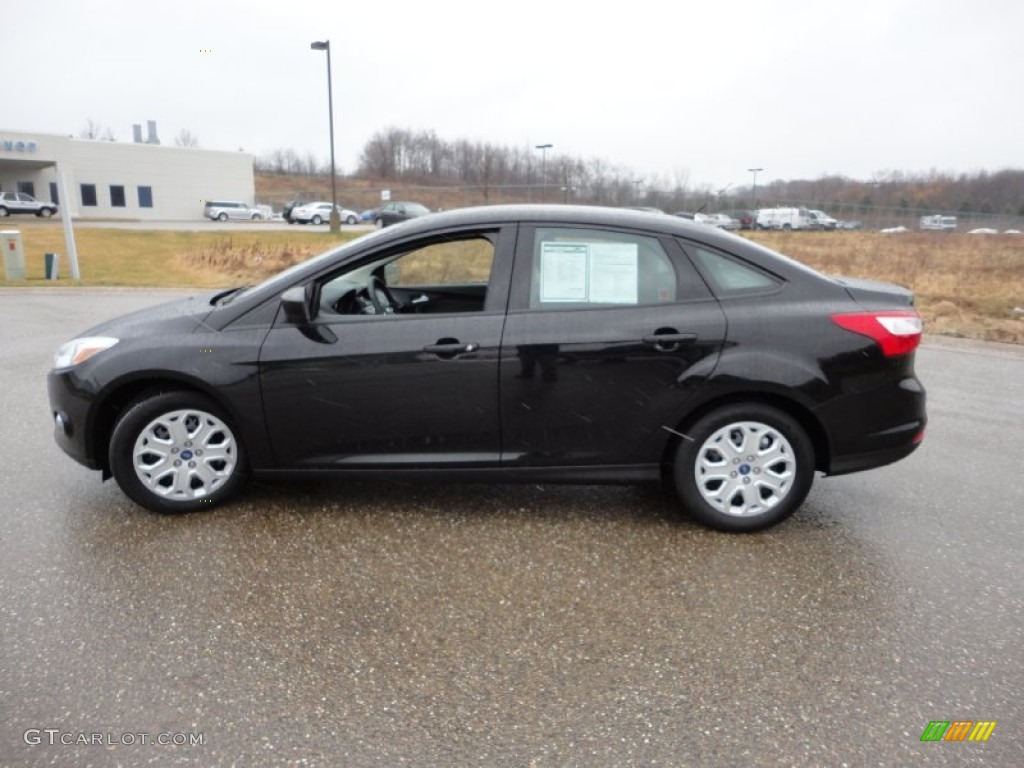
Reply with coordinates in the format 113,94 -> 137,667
254,127 -> 1024,216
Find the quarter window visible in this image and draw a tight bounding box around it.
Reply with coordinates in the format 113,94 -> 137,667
690,246 -> 779,294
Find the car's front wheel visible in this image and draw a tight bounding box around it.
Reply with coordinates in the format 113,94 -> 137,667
673,403 -> 814,532
109,390 -> 248,514
346,214 -> 357,225
374,218 -> 385,229
39,208 -> 54,218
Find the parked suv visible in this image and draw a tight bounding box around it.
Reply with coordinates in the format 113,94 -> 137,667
204,201 -> 263,222
0,192 -> 58,218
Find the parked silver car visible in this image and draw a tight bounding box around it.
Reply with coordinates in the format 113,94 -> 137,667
291,202 -> 359,225
204,200 -> 263,221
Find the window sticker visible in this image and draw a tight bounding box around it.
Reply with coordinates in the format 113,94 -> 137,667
589,243 -> 638,304
539,243 -> 588,302
538,241 -> 639,304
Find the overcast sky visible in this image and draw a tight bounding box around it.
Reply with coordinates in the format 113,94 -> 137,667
4,0 -> 1021,190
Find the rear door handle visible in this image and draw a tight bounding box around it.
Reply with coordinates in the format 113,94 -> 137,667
423,340 -> 479,357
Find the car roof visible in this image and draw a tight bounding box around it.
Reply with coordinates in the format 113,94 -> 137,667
395,204 -> 729,234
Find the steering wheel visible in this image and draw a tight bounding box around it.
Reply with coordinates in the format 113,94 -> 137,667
366,275 -> 398,314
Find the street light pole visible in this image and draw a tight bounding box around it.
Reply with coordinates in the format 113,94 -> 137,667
311,40 -> 340,234
748,167 -> 763,210
535,144 -> 553,202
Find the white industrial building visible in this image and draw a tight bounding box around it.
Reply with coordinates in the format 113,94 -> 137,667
0,123 -> 255,220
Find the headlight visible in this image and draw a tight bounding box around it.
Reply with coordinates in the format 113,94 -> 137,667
53,337 -> 119,369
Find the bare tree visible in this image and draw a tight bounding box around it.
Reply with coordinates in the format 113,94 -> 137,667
174,129 -> 200,148
79,119 -> 104,140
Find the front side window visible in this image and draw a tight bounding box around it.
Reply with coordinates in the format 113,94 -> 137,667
317,234 -> 496,318
526,227 -> 678,309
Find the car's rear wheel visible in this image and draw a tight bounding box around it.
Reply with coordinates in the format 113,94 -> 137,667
217,212 -> 228,222
312,215 -> 323,225
109,390 -> 248,514
673,403 -> 814,532
0,207 -> 8,217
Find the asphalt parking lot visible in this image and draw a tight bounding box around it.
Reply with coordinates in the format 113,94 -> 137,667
1,289 -> 1021,766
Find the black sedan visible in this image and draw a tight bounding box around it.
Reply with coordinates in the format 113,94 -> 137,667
373,201 -> 430,228
47,206 -> 926,531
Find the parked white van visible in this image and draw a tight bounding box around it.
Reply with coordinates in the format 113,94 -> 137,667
756,207 -> 813,230
920,215 -> 957,232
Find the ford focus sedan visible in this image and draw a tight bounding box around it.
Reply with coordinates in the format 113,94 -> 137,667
47,206 -> 926,531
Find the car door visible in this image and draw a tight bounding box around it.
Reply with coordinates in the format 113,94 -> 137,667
258,225 -> 515,469
499,223 -> 727,468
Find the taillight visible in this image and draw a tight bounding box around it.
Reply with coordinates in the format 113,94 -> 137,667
831,311 -> 922,357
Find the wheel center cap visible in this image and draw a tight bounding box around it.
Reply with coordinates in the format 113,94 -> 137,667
739,463 -> 752,475
180,450 -> 194,460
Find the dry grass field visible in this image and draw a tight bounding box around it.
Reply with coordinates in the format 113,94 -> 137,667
749,231 -> 1024,343
2,222 -> 1021,343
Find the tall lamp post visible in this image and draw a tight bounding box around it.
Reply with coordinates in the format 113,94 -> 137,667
311,40 -> 340,234
535,144 -> 553,202
747,167 -> 763,210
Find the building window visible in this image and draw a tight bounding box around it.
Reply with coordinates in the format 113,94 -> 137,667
49,182 -> 59,205
110,185 -> 126,208
137,186 -> 153,208
81,184 -> 97,207
17,181 -> 35,197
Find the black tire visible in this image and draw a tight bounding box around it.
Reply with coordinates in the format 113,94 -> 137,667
109,390 -> 248,514
346,215 -> 357,225
312,215 -> 323,225
217,212 -> 228,222
39,208 -> 54,218
252,213 -> 262,221
672,403 -> 814,532
0,207 -> 8,218
374,218 -> 385,229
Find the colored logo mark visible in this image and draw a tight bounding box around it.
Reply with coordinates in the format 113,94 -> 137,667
920,721 -> 996,742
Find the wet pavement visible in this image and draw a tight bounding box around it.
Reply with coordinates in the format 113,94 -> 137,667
1,290 -> 1021,766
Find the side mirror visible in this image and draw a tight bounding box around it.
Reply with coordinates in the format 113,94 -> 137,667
281,285 -> 312,325
384,261 -> 400,285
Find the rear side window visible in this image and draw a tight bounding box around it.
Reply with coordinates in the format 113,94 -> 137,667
690,246 -> 780,295
527,227 -> 678,309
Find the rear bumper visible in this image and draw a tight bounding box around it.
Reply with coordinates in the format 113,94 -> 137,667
816,373 -> 927,476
